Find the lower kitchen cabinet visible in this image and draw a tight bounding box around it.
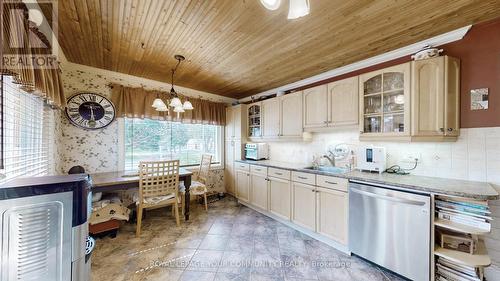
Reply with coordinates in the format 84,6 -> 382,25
250,173 -> 269,210
292,182 -> 316,231
316,187 -> 348,245
235,170 -> 250,203
268,177 -> 291,220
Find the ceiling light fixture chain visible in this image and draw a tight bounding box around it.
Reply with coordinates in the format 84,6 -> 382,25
151,54 -> 194,117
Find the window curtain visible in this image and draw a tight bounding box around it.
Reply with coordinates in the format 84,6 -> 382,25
111,84 -> 227,126
0,1 -> 66,108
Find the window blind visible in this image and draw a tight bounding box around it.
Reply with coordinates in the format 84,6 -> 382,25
124,118 -> 221,170
1,75 -> 54,183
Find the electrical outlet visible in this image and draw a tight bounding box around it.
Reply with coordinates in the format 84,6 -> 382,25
401,153 -> 421,163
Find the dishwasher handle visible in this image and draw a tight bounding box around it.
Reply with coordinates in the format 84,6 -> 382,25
350,187 -> 426,206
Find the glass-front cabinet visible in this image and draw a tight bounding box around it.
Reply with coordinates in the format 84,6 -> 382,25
248,102 -> 262,138
359,63 -> 411,138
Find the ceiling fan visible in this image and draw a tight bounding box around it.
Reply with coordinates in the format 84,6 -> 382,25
260,0 -> 310,19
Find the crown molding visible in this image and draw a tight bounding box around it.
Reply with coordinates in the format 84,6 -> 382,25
63,62 -> 237,104
238,25 -> 472,103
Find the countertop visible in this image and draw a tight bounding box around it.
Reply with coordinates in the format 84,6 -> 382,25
235,159 -> 499,200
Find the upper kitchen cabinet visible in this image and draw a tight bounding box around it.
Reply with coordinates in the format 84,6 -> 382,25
303,85 -> 329,129
252,92 -> 303,141
359,63 -> 411,140
328,76 -> 359,126
248,102 -> 262,139
280,91 -> 303,138
225,105 -> 246,141
411,56 -> 460,141
262,98 -> 280,139
303,77 -> 359,132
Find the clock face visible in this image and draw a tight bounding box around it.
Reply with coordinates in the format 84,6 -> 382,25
65,93 -> 116,130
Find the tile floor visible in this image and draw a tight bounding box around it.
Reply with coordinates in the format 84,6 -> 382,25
91,196 -> 404,281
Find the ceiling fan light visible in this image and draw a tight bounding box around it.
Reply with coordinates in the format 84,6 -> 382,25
260,0 -> 281,10
169,97 -> 182,107
152,98 -> 166,108
287,0 -> 310,19
183,100 -> 194,110
174,105 -> 185,113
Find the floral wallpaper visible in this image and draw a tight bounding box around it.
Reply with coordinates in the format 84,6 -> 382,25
58,68 -> 225,193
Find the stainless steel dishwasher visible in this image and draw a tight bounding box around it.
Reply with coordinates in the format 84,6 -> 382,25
349,180 -> 431,281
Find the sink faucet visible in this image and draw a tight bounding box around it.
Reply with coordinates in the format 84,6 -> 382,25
322,151 -> 336,167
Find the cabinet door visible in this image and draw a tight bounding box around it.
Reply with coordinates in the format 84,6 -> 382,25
262,99 -> 280,138
224,140 -> 235,195
250,174 -> 268,210
233,106 -> 243,140
291,182 -> 316,231
269,177 -> 291,220
411,57 -> 445,137
444,56 -> 460,137
359,63 -> 411,137
248,103 -> 262,138
317,187 -> 348,245
235,170 -> 250,203
225,107 -> 234,140
328,76 -> 359,126
303,85 -> 328,129
280,92 -> 303,137
233,140 -> 242,161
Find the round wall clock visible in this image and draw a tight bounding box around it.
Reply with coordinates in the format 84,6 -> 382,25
65,93 -> 116,130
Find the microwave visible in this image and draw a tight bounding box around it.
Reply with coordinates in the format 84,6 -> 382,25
245,143 -> 269,160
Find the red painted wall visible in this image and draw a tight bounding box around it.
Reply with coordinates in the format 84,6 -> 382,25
442,19 -> 500,128
292,18 -> 500,129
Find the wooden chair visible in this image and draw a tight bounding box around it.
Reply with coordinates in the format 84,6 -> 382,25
180,154 -> 212,211
136,160 -> 181,237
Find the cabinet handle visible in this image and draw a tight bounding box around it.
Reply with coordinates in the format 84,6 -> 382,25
325,181 -> 338,185
275,172 -> 283,175
298,176 -> 308,180
311,189 -> 316,192
447,128 -> 454,132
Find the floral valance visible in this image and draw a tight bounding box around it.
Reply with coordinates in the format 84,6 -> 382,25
1,1 -> 66,108
111,84 -> 227,126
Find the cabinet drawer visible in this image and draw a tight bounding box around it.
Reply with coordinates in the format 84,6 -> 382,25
250,165 -> 267,176
292,171 -> 316,185
235,162 -> 249,171
316,175 -> 348,192
268,168 -> 290,180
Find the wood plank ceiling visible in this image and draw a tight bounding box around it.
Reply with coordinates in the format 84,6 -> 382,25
49,0 -> 500,99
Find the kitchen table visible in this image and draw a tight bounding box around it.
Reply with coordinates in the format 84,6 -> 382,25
91,169 -> 193,220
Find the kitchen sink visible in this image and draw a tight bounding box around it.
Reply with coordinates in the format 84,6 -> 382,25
302,166 -> 348,174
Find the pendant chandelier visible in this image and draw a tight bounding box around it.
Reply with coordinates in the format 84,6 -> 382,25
152,54 -> 193,115
260,0 -> 310,19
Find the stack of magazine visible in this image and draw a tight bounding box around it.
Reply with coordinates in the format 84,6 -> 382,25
436,197 -> 492,232
436,257 -> 483,281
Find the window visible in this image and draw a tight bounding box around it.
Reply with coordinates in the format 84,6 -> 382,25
123,118 -> 222,170
1,75 -> 55,183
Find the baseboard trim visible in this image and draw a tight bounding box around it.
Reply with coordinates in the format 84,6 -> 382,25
238,200 -> 351,255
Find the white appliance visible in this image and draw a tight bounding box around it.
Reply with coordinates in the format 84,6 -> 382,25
244,143 -> 269,160
357,146 -> 386,173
